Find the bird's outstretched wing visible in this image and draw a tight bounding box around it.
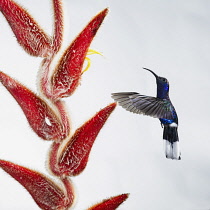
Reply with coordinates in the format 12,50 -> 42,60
111,92 -> 174,120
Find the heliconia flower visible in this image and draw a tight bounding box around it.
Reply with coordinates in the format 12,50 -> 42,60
0,71 -> 68,141
0,159 -> 75,210
49,103 -> 117,177
0,0 -> 52,57
50,8 -> 108,100
88,194 -> 129,210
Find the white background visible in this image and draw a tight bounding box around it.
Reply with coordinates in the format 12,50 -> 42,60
0,0 -> 209,209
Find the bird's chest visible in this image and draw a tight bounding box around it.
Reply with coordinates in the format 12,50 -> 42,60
159,118 -> 175,125
159,118 -> 178,129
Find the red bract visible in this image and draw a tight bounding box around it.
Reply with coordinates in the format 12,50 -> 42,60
57,103 -> 117,177
0,159 -> 75,210
49,103 -> 117,177
51,8 -> 108,100
0,0 -> 52,57
88,194 -> 129,210
0,71 -> 67,141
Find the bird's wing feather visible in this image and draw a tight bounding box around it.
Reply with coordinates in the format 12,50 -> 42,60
111,92 -> 174,119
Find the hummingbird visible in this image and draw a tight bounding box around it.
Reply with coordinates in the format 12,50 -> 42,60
111,68 -> 181,160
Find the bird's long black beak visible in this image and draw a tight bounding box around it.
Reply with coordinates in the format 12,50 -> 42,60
143,67 -> 158,78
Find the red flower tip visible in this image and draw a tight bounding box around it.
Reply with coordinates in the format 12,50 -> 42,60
0,0 -> 52,57
88,193 -> 129,210
50,8 -> 108,100
0,71 -> 67,141
0,159 -> 75,210
52,0 -> 64,54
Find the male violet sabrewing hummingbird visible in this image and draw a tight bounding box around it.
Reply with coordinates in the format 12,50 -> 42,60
111,68 -> 181,160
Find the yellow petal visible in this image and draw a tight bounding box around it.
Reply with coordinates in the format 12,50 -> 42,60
87,49 -> 103,56
82,49 -> 103,74
82,57 -> 91,74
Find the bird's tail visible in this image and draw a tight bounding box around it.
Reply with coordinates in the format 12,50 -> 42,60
163,124 -> 181,160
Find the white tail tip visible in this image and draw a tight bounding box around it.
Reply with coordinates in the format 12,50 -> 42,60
164,140 -> 181,160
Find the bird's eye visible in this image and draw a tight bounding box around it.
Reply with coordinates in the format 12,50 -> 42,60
162,78 -> 167,82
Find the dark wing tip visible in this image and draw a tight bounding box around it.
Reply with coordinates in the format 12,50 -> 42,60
111,92 -> 139,103
111,92 -> 143,114
111,92 -> 138,97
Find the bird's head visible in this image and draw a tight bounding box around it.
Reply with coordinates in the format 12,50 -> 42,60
143,68 -> 169,98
